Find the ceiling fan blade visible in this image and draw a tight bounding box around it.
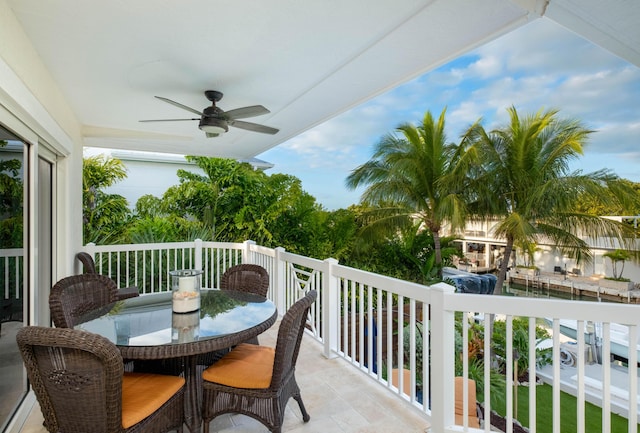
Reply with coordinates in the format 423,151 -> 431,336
224,105 -> 270,120
230,120 -> 279,135
155,96 -> 203,116
139,118 -> 199,122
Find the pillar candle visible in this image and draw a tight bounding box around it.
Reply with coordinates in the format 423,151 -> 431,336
179,276 -> 196,292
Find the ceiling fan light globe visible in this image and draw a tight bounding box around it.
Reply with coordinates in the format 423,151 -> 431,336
199,117 -> 228,134
200,124 -> 226,134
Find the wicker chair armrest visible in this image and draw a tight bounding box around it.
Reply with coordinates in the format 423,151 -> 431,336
116,286 -> 140,300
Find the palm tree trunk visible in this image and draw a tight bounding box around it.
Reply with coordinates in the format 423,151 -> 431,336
488,237 -> 513,363
495,238 -> 514,293
433,230 -> 443,279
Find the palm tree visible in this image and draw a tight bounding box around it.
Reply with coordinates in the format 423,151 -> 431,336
463,106 -> 637,292
82,155 -> 130,244
603,249 -> 631,280
345,108 -> 468,278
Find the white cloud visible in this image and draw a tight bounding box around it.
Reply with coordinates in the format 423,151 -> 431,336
589,121 -> 640,154
466,55 -> 503,79
427,67 -> 466,87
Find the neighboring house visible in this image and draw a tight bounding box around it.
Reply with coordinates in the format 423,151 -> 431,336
450,216 -> 640,283
102,150 -> 274,209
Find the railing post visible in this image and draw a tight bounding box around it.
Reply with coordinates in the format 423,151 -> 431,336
242,240 -> 256,264
194,239 -> 202,270
273,247 -> 286,314
322,258 -> 339,359
430,282 -> 456,432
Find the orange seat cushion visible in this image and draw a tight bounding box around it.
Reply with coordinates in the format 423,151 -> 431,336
202,343 -> 275,389
455,413 -> 480,428
121,372 -> 185,429
391,368 -> 411,394
455,377 -> 480,428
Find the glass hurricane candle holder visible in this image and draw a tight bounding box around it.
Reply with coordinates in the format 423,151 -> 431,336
170,269 -> 202,313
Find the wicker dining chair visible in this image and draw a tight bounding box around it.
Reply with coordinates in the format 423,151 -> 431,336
49,273 -> 126,328
217,263 -> 270,348
220,264 -> 269,297
201,290 -> 317,433
195,264 -> 271,369
76,252 -> 140,300
16,326 -> 185,433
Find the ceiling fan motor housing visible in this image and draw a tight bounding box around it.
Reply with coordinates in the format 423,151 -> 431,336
199,106 -> 229,133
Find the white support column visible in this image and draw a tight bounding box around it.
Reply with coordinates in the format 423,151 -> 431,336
322,258 -> 339,359
242,239 -> 256,264
429,283 -> 456,432
194,238 -> 202,270
461,240 -> 468,267
273,247 -> 286,315
484,243 -> 491,270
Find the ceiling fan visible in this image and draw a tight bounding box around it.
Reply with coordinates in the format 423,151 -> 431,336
139,90 -> 279,137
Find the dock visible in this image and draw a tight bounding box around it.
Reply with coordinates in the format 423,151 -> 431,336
507,271 -> 640,304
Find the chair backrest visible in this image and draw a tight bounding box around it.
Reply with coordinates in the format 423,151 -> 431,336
75,252 -> 139,301
16,326 -> 125,433
49,274 -> 119,328
76,251 -> 98,274
270,290 -> 317,388
220,264 -> 269,297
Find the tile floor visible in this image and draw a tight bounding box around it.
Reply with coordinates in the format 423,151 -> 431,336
18,320 -> 431,433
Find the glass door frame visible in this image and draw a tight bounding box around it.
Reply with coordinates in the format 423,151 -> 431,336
0,104 -> 61,433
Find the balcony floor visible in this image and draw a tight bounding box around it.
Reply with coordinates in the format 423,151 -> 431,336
18,320 -> 431,433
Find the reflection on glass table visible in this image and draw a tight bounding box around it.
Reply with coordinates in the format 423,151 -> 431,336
78,289 -> 274,346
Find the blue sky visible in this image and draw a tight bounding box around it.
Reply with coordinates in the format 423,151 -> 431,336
260,18 -> 640,211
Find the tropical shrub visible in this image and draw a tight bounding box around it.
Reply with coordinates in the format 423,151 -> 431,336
492,317 -> 552,376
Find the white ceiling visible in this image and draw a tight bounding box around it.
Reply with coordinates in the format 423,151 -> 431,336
7,0 -> 640,160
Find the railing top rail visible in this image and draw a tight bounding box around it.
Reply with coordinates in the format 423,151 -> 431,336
201,241 -> 245,249
278,250 -> 324,268
444,290 -> 640,325
87,241 -> 199,252
333,262 -> 433,302
248,243 -> 277,257
85,241 -> 248,253
0,248 -> 23,257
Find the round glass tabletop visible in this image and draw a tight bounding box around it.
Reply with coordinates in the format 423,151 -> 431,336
77,289 -> 276,346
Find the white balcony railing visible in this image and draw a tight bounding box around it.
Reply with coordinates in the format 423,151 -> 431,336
82,240 -> 640,433
0,248 -> 23,301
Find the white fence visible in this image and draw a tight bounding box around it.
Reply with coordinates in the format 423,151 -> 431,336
82,240 -> 640,433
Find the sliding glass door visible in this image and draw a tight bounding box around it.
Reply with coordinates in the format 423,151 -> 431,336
0,125 -> 27,431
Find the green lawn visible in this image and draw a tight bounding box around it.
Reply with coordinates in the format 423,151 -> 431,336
490,383 -> 638,433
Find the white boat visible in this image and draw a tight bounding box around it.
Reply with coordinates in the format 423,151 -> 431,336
554,319 -> 640,363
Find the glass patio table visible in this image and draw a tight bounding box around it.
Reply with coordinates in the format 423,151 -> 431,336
76,289 -> 277,433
